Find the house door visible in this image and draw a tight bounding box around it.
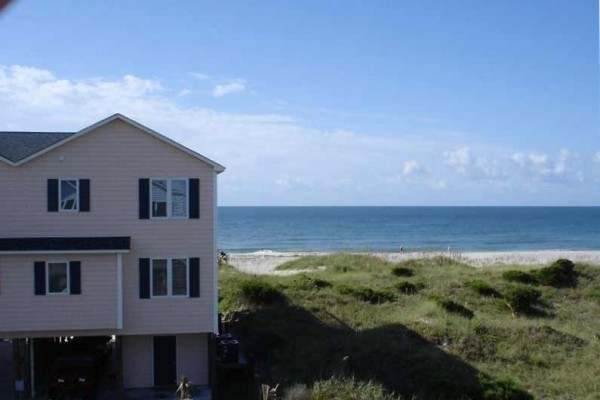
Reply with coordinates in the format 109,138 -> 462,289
153,336 -> 176,386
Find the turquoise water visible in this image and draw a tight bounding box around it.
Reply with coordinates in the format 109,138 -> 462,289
217,207 -> 600,253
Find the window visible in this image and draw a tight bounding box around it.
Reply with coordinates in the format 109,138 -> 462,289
60,180 -> 78,211
48,179 -> 89,213
151,258 -> 188,297
151,179 -> 188,218
47,262 -> 69,294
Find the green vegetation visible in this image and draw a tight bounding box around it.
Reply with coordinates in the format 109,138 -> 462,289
220,255 -> 600,399
586,286 -> 600,303
239,279 -> 284,305
504,284 -> 542,315
394,280 -> 424,294
502,260 -> 577,288
535,259 -> 576,287
391,266 -> 413,277
501,270 -> 538,284
337,284 -> 396,304
466,279 -> 501,297
428,294 -> 475,319
293,275 -> 333,290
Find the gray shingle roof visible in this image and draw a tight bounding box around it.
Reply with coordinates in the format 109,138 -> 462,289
0,131 -> 76,163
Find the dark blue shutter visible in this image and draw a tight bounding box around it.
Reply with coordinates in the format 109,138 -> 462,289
189,179 -> 200,219
189,257 -> 200,297
79,179 -> 90,212
34,262 -> 46,295
69,261 -> 81,295
139,258 -> 150,299
47,179 -> 58,212
139,179 -> 150,219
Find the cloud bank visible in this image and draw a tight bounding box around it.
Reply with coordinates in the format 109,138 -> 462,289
0,65 -> 596,205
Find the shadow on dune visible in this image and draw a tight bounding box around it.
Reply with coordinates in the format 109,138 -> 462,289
229,301 -> 531,400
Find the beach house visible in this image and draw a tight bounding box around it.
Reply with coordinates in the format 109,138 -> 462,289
0,114 -> 225,394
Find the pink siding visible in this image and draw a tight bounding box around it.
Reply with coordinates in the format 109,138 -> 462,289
122,333 -> 208,389
122,335 -> 153,389
0,254 -> 118,333
0,119 -> 217,335
177,333 -> 209,385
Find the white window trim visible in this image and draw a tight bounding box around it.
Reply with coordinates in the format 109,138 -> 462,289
150,178 -> 189,219
59,179 -> 79,212
150,258 -> 189,298
46,261 -> 70,295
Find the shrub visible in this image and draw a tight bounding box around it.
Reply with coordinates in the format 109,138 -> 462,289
480,376 -> 534,400
504,284 -> 541,314
294,275 -> 332,290
535,258 -> 576,287
239,280 -> 284,305
428,294 -> 474,319
501,270 -> 538,284
337,284 -> 396,304
312,377 -> 401,400
391,266 -> 413,277
466,280 -> 500,297
394,281 -> 424,294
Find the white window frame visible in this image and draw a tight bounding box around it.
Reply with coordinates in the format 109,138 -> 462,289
59,179 -> 79,212
46,261 -> 70,295
150,178 -> 189,219
150,258 -> 189,298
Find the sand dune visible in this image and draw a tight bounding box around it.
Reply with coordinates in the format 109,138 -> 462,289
226,250 -> 600,275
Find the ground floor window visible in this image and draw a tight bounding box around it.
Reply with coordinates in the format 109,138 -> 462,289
151,259 -> 188,297
47,262 -> 69,294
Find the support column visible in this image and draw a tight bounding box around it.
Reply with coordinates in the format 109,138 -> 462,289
117,254 -> 123,330
28,339 -> 34,400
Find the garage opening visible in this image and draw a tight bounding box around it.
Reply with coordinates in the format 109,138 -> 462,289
32,336 -> 117,399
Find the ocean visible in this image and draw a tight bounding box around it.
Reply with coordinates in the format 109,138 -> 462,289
217,206 -> 600,253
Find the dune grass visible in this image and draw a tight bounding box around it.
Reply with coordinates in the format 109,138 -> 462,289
219,254 -> 600,400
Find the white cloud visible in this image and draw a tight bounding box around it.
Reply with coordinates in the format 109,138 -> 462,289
445,147 -> 471,173
190,72 -> 210,80
178,89 -> 192,97
0,64 -> 595,205
402,160 -> 422,177
510,149 -> 583,183
445,147 -> 505,181
212,79 -> 246,97
593,151 -> 600,163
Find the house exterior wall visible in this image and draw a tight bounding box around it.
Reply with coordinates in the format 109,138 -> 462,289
0,254 -> 118,335
0,119 -> 217,336
121,333 -> 208,389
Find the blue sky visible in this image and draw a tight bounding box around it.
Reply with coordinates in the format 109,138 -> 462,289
0,0 -> 598,205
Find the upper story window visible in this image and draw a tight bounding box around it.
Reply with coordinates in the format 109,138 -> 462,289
151,178 -> 188,218
47,179 -> 90,213
60,180 -> 79,211
139,178 -> 199,220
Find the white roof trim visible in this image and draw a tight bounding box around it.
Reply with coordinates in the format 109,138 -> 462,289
1,114 -> 226,173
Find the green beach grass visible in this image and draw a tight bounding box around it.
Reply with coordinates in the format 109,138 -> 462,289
218,254 -> 600,400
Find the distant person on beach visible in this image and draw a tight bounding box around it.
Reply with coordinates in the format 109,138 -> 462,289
399,246 -> 404,252
218,251 -> 229,265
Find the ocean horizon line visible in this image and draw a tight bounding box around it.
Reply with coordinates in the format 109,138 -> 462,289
218,205 -> 600,208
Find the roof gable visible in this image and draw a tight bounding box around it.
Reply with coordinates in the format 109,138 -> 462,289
0,114 -> 225,173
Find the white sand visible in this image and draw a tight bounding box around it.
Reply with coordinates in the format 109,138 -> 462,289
227,250 -> 600,275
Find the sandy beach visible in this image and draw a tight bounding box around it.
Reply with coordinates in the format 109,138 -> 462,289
227,250 -> 600,275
